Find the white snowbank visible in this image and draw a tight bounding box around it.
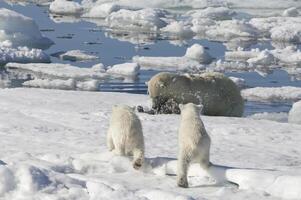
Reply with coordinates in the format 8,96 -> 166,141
0,88 -> 301,199
133,43 -> 212,71
0,8 -> 53,49
49,0 -> 84,15
106,8 -> 168,32
0,46 -> 50,65
106,63 -> 140,77
288,100 -> 301,125
59,50 -> 98,61
242,86 -> 301,102
282,7 -> 299,17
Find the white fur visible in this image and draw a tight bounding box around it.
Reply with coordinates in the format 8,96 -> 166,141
107,105 -> 145,169
177,103 -> 211,188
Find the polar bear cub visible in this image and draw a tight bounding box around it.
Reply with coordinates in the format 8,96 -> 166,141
107,105 -> 145,169
177,103 -> 211,188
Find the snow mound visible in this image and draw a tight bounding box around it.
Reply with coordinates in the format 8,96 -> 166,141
288,100 -> 301,125
242,86 -> 301,102
49,0 -> 83,15
133,43 -> 212,71
0,46 -> 50,65
0,8 -> 53,49
106,63 -> 140,77
59,50 -> 98,61
106,8 -> 168,32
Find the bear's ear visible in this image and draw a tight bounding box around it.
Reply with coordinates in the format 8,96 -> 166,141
179,104 -> 184,110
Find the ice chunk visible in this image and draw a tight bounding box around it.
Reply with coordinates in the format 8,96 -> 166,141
247,112 -> 288,123
106,63 -> 140,77
184,43 -> 213,64
0,8 -> 53,49
49,0 -> 84,15
23,78 -> 76,90
288,100 -> 301,124
160,21 -> 194,40
106,8 -> 168,32
229,76 -> 246,88
59,50 -> 98,61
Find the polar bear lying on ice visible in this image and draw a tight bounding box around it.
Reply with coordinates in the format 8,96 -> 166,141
177,103 -> 211,188
107,105 -> 144,169
147,72 -> 244,117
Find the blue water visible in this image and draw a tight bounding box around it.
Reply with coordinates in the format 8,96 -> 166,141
1,1 -> 301,115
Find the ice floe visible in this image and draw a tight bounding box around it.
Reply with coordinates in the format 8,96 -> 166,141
0,88 -> 301,199
241,86 -> 301,102
5,62 -> 140,81
187,7 -> 236,21
0,46 -> 50,66
247,112 -> 288,123
133,43 -> 212,71
57,50 -> 98,62
0,8 -> 53,49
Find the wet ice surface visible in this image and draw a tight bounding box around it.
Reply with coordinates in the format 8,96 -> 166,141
1,1 -> 301,116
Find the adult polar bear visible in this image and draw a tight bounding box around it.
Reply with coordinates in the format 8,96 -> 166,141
147,72 -> 244,116
107,105 -> 144,169
177,103 -> 211,188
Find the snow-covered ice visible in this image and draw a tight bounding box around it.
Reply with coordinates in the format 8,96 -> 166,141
0,8 -> 53,49
106,63 -> 140,77
0,88 -> 301,199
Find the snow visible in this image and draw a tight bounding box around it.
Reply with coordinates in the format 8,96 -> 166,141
0,88 -> 301,199
106,63 -> 140,77
241,86 -> 301,102
49,0 -> 84,15
133,44 -> 212,71
288,100 -> 301,125
59,50 -> 98,61
0,46 -> 50,65
0,8 -> 53,49
106,8 -> 168,32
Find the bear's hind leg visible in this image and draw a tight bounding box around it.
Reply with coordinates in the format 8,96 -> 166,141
177,154 -> 191,188
132,148 -> 144,169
